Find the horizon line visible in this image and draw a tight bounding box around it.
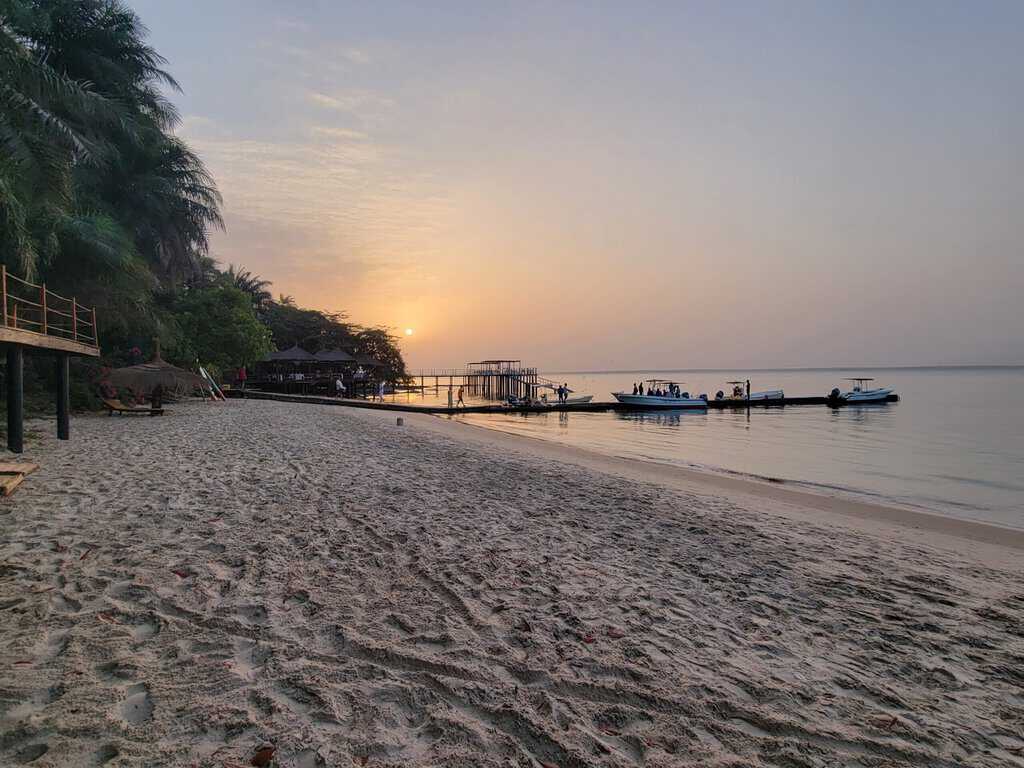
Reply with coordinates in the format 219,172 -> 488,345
538,363 -> 1024,375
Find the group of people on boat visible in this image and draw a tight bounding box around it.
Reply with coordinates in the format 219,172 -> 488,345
632,382 -> 687,398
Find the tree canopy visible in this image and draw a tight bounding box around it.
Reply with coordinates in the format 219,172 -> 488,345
0,0 -> 408,388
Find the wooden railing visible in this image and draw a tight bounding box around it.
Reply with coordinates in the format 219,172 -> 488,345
1,265 -> 98,348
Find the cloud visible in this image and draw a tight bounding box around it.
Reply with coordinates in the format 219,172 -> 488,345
307,90 -> 396,115
310,126 -> 369,142
179,114 -> 233,139
179,115 -> 454,304
273,17 -> 312,33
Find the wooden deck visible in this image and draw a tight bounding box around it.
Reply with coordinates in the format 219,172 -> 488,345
1,266 -> 99,356
0,324 -> 99,357
1,266 -> 100,452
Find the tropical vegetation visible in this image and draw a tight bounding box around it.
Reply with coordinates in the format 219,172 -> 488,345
0,0 -> 407,403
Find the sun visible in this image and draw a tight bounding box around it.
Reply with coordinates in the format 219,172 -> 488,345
404,328 -> 414,336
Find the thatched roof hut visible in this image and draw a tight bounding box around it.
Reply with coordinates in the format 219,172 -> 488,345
263,344 -> 315,362
314,348 -> 356,362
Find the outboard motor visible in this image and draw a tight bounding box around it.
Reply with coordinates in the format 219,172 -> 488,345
715,390 -> 725,400
829,387 -> 841,400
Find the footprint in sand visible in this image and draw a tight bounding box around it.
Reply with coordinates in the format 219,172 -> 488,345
13,743 -> 48,764
35,629 -> 70,662
96,660 -> 136,682
51,591 -> 82,613
93,744 -> 119,765
120,683 -> 153,725
233,637 -> 271,681
236,604 -> 269,626
131,617 -> 161,643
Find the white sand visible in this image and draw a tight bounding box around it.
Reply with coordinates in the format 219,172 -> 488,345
1,399 -> 1022,767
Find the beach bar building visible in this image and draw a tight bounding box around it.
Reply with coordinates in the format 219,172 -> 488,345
251,344 -> 380,396
0,267 -> 99,452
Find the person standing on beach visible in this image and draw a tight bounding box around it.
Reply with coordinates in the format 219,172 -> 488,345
237,366 -> 247,392
457,386 -> 465,408
335,377 -> 345,398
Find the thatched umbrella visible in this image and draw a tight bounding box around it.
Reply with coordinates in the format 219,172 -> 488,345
103,341 -> 207,398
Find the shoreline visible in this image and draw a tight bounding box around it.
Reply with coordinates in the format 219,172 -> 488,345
408,410 -> 1024,568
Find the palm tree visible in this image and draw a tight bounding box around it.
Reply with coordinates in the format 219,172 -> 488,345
87,131 -> 223,282
19,0 -> 181,129
4,0 -> 223,285
0,7 -> 127,277
32,0 -> 223,283
226,264 -> 273,310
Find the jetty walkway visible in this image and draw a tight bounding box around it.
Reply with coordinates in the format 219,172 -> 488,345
228,389 -> 898,415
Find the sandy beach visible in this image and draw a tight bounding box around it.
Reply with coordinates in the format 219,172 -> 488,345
1,398 -> 1022,767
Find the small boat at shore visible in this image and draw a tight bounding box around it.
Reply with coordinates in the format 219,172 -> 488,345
613,380 -> 707,409
538,393 -> 594,406
558,395 -> 594,406
830,378 -> 895,403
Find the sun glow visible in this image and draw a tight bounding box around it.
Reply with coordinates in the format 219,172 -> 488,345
404,328 -> 414,336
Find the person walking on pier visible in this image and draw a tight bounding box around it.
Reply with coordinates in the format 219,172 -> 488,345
457,386 -> 465,408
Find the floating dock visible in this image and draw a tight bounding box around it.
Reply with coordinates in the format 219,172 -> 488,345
229,390 -> 897,414
241,356 -> 898,414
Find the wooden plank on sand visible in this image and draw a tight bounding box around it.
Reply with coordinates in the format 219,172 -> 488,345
0,473 -> 27,496
0,462 -> 39,475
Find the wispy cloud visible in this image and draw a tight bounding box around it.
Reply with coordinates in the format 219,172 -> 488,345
310,126 -> 369,142
307,90 -> 395,115
180,114 -> 453,308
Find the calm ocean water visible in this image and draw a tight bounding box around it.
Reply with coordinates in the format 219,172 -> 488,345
449,367 -> 1024,529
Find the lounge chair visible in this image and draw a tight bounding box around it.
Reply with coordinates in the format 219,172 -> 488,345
102,398 -> 164,416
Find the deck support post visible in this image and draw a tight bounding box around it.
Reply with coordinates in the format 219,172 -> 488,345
56,353 -> 70,440
6,345 -> 24,453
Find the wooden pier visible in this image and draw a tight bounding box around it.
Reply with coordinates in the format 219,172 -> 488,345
230,389 -> 898,414
1,266 -> 99,453
409,360 -> 564,402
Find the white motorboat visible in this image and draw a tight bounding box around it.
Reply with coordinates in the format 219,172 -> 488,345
613,380 -> 707,409
830,378 -> 895,403
748,389 -> 784,401
715,381 -> 784,401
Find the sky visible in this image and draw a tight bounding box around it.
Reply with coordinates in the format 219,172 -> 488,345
129,0 -> 1023,370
